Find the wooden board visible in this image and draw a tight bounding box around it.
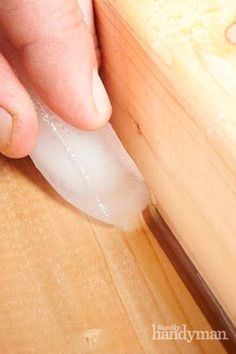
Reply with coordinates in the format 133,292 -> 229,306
0,153 -> 226,353
94,0 -> 236,330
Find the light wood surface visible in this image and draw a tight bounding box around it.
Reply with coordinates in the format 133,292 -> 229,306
0,155 -> 225,353
0,0 -> 233,352
94,0 -> 236,327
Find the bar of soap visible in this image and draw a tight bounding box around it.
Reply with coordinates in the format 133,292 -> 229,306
30,95 -> 150,229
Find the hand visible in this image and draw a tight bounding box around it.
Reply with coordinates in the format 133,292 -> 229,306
0,0 -> 112,158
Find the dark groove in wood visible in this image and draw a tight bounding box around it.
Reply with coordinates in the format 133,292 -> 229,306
143,205 -> 236,354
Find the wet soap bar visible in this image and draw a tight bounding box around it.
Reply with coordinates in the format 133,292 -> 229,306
30,92 -> 150,229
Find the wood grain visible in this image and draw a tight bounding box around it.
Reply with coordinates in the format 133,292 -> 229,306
143,205 -> 236,353
94,0 -> 236,329
0,155 -> 226,353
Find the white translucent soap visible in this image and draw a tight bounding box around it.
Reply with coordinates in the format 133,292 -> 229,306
30,95 -> 150,229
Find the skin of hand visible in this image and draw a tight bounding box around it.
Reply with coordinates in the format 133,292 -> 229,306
0,0 -> 112,158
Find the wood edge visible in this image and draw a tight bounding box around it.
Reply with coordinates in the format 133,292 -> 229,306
142,205 -> 236,354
